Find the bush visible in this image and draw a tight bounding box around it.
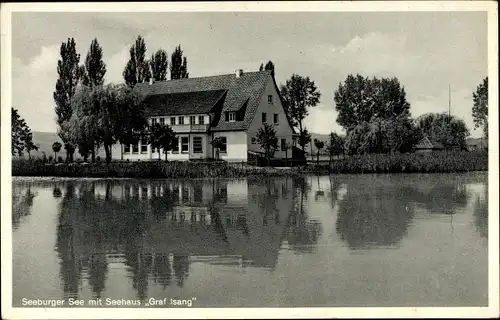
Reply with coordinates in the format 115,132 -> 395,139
57,156 -> 63,163
96,156 -> 101,162
48,156 -> 53,163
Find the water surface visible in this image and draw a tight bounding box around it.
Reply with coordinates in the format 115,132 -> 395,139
12,173 -> 488,307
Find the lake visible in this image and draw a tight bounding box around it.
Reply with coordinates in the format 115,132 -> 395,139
12,173 -> 488,307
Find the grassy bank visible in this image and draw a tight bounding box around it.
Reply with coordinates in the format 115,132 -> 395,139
12,151 -> 487,178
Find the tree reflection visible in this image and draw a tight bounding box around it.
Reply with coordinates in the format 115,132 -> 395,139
12,183 -> 36,230
412,183 -> 469,215
336,182 -> 416,249
285,177 -> 323,253
473,183 -> 488,239
55,182 -> 83,299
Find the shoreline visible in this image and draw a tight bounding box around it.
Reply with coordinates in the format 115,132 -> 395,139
11,150 -> 488,179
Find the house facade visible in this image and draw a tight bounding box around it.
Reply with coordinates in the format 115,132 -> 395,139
121,69 -> 297,162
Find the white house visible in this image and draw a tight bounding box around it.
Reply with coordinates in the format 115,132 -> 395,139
121,69 -> 298,162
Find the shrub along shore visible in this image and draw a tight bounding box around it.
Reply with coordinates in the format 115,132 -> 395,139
12,151 -> 487,179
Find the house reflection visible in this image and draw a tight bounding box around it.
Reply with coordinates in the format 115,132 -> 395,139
53,176 -> 315,301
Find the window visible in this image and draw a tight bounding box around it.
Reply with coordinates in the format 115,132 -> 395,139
273,114 -> 279,124
151,118 -> 157,125
181,136 -> 189,153
132,143 -> 139,154
190,115 -> 196,124
124,144 -> 131,153
159,117 -> 165,125
199,115 -> 205,124
219,137 -> 227,153
179,116 -> 185,125
172,137 -> 179,153
268,95 -> 273,104
140,140 -> 148,154
251,137 -> 256,144
170,117 -> 176,126
281,138 -> 287,151
262,112 -> 267,123
229,112 -> 236,122
193,137 -> 203,153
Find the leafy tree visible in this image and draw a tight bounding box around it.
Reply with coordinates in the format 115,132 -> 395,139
123,35 -> 151,86
259,60 -> 275,77
256,123 -> 278,166
24,132 -> 38,159
210,137 -> 226,160
52,141 -> 62,160
170,45 -> 189,80
150,49 -> 169,81
69,83 -> 148,163
149,123 -> 177,161
53,37 -> 81,161
279,74 -> 321,150
472,77 -> 488,141
11,108 -> 38,157
416,113 -> 469,150
11,108 -> 26,156
334,74 -> 411,132
67,85 -> 100,162
326,132 -> 344,163
313,139 -> 325,163
298,128 -> 312,156
81,38 -> 107,87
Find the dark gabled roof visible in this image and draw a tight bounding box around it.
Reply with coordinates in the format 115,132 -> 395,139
142,90 -> 227,116
134,70 -> 274,131
415,136 -> 445,150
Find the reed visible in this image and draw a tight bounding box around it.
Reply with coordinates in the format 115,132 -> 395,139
12,151 -> 487,178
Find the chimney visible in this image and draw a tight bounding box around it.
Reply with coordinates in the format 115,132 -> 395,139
235,69 -> 243,78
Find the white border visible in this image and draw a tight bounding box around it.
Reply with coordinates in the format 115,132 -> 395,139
1,2 -> 498,319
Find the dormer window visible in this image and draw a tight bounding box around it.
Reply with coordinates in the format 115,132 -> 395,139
229,112 -> 236,122
268,95 -> 273,104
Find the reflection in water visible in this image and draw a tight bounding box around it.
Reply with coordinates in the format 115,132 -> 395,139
336,181 -> 416,249
12,184 -> 36,230
12,173 -> 488,307
285,177 -> 323,253
412,183 -> 469,215
473,182 -> 488,239
47,176 -> 314,300
335,176 -> 474,249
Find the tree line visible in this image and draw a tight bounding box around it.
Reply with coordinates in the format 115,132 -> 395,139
51,36 -> 189,163
11,42 -> 488,165
267,66 -> 488,163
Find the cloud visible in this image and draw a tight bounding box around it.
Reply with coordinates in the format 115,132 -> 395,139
12,45 -> 60,133
10,14 -> 486,138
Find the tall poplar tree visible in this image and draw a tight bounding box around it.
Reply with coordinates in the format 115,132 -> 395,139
259,60 -> 275,77
53,37 -> 81,161
150,49 -> 169,81
78,38 -> 107,162
170,45 -> 189,80
81,38 -> 107,87
123,36 -> 151,86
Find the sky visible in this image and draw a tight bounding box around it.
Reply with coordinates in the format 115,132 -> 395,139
11,10 -> 488,137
